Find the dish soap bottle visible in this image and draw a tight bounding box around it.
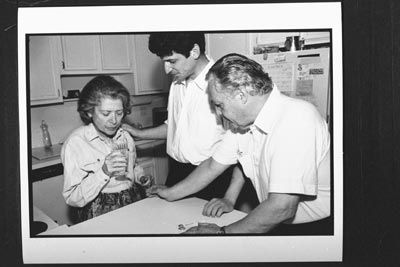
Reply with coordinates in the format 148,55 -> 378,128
40,120 -> 52,150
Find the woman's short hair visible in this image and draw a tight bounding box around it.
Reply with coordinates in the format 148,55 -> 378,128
77,75 -> 131,125
148,32 -> 205,58
206,53 -> 273,96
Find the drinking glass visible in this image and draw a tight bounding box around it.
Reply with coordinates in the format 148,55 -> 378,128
112,137 -> 129,181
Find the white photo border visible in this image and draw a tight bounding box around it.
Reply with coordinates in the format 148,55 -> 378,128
19,3 -> 343,263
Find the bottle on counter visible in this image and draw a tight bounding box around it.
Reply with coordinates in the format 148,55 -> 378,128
40,120 -> 52,149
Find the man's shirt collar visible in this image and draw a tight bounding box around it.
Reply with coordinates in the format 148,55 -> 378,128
253,85 -> 281,134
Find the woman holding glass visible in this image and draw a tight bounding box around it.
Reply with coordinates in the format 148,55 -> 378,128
61,75 -> 151,223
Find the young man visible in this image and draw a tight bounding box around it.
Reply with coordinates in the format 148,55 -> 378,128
149,53 -> 331,235
122,33 -> 234,201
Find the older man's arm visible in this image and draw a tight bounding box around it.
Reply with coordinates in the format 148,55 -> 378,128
223,193 -> 300,233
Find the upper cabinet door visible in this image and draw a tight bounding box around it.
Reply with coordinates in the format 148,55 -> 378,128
29,36 -> 63,106
300,32 -> 331,45
61,35 -> 101,73
253,32 -> 299,47
58,34 -> 167,95
100,35 -> 132,72
206,33 -> 250,61
251,32 -> 330,50
60,35 -> 133,74
131,34 -> 170,95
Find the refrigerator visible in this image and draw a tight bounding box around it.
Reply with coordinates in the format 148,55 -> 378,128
249,48 -> 331,122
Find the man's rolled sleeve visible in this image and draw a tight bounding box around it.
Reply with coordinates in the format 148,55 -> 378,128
267,109 -> 320,196
212,130 -> 239,165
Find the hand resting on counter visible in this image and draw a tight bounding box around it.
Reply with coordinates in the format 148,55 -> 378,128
202,198 -> 234,218
146,184 -> 174,201
181,222 -> 224,235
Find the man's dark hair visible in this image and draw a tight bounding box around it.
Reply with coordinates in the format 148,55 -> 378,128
206,53 -> 273,96
148,32 -> 205,58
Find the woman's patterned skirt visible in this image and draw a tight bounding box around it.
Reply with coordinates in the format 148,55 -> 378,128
75,183 -> 145,223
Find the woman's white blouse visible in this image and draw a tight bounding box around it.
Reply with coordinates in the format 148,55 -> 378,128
61,123 -> 144,207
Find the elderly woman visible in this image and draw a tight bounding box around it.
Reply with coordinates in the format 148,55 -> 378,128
61,75 -> 150,223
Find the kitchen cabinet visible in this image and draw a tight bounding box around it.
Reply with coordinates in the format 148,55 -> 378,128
138,158 -> 156,179
299,32 -> 331,45
153,156 -> 168,186
60,34 -> 169,95
131,34 -> 170,95
206,33 -> 250,61
61,35 -> 100,72
101,35 -> 132,71
60,35 -> 133,74
29,36 -> 63,106
32,175 -> 74,226
152,142 -> 168,185
207,32 -> 330,59
250,31 -> 330,50
137,155 -> 168,186
136,141 -> 168,185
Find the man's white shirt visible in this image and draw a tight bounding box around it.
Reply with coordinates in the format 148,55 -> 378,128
213,86 -> 331,223
165,58 -> 225,165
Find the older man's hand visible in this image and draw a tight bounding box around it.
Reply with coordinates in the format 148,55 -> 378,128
181,222 -> 223,235
202,198 -> 234,217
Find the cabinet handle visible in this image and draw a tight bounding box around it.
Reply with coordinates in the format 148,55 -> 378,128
61,61 -> 65,69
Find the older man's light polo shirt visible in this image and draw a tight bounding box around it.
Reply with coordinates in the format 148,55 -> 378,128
213,87 -> 331,223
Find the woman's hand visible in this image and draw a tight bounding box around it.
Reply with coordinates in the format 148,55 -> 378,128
202,198 -> 234,217
102,150 -> 127,177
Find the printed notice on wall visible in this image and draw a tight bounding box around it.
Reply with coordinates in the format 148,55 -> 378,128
295,79 -> 318,107
292,63 -> 325,107
297,63 -> 312,80
262,62 -> 294,92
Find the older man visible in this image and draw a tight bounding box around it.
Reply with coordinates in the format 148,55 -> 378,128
149,53 -> 331,235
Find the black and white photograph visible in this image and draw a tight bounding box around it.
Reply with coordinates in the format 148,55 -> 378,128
17,3 -> 343,264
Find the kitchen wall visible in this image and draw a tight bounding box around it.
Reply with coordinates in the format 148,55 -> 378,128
30,74 -> 167,148
31,100 -> 82,148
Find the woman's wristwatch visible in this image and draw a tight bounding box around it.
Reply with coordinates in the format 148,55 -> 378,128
216,226 -> 226,235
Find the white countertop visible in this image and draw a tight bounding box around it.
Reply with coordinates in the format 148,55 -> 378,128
40,197 -> 246,235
